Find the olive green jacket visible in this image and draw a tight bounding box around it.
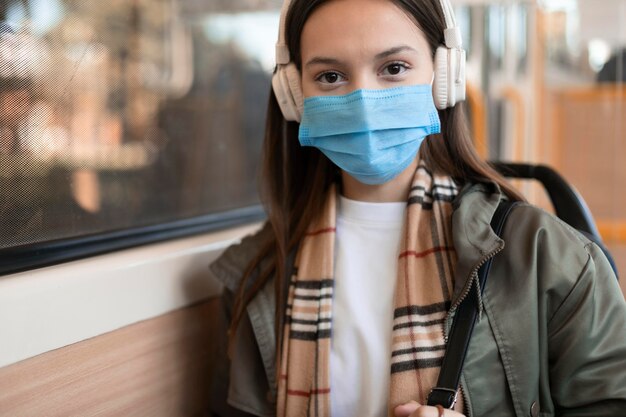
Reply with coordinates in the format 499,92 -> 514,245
208,182 -> 626,417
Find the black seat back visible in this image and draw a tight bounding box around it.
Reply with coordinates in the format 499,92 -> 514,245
491,162 -> 619,279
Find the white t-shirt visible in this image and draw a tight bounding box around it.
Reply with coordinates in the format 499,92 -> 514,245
331,194 -> 406,417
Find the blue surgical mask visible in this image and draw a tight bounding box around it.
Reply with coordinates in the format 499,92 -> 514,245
298,84 -> 441,185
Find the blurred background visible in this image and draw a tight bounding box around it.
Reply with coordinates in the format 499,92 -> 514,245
0,0 -> 624,293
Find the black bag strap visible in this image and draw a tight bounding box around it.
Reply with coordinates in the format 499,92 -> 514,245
427,200 -> 519,409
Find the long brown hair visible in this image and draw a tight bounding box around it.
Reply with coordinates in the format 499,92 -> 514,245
228,0 -> 524,353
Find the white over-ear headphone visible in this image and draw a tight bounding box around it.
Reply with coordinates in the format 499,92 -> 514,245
271,0 -> 466,122
271,0 -> 304,122
433,0 -> 467,110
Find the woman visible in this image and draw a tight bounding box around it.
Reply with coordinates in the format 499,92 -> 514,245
209,0 -> 626,416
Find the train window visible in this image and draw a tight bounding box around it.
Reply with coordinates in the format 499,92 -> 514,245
0,0 -> 281,264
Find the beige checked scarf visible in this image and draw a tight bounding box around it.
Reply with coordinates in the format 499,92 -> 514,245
277,161 -> 464,417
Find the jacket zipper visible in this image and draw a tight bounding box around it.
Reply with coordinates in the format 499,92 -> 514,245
459,381 -> 472,417
441,245 -> 503,417
443,245 -> 503,342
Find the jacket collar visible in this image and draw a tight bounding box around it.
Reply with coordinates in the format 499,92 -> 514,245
450,181 -> 506,310
209,223 -> 280,402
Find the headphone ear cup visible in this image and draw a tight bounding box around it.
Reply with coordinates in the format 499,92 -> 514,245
272,68 -> 298,122
433,46 -> 449,110
433,46 -> 467,109
454,49 -> 467,104
272,64 -> 302,122
284,63 -> 303,120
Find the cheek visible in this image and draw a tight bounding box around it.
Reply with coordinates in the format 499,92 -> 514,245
300,74 -> 314,98
413,51 -> 436,83
300,69 -> 333,98
416,63 -> 435,84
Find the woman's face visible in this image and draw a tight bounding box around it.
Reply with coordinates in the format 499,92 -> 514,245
300,0 -> 435,98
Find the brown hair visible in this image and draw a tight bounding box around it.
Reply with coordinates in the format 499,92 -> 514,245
228,0 -> 524,354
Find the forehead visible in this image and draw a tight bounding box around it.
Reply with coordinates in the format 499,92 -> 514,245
300,0 -> 430,60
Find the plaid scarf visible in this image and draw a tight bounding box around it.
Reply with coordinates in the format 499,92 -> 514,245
277,161 -> 464,417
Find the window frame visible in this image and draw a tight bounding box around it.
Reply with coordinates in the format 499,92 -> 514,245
0,204 -> 265,276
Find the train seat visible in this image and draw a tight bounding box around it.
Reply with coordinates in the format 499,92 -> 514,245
492,162 -> 619,279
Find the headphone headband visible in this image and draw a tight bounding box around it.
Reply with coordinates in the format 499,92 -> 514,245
440,0 -> 463,49
274,0 -> 462,65
275,0 -> 292,65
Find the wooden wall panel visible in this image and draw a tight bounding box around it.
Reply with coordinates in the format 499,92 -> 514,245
0,298 -> 221,417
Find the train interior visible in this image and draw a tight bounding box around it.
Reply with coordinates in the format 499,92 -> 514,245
0,0 -> 624,414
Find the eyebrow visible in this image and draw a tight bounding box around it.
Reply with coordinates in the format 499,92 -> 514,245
374,45 -> 418,60
304,45 -> 419,69
304,56 -> 342,68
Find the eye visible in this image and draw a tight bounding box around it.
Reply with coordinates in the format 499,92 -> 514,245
380,62 -> 410,77
315,71 -> 346,84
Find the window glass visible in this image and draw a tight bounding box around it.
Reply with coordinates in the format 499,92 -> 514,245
0,0 -> 281,249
